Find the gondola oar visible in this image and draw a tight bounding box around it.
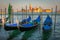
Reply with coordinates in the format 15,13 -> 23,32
16,17 -> 20,30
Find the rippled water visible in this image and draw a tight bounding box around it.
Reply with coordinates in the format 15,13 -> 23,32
0,12 -> 60,40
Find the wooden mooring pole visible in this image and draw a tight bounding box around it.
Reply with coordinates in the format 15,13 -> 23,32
32,8 -> 33,20
54,5 -> 57,38
1,9 -> 2,19
26,5 -> 27,18
22,8 -> 23,20
5,8 -> 6,18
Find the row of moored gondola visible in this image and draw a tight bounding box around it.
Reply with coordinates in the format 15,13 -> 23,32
4,15 -> 40,31
1,15 -> 52,32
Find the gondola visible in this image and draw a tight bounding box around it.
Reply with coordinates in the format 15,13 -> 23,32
4,16 -> 31,31
42,15 -> 52,40
19,16 -> 40,31
4,16 -> 40,31
43,15 -> 52,31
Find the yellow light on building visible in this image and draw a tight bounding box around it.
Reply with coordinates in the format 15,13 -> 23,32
39,7 -> 42,12
45,9 -> 52,13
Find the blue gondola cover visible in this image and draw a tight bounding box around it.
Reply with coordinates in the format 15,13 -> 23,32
43,25 -> 51,30
22,16 -> 31,22
44,15 -> 52,25
26,16 -> 31,22
22,23 -> 33,28
33,15 -> 40,22
6,23 -> 18,27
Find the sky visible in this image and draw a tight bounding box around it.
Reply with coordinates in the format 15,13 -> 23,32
0,0 -> 60,12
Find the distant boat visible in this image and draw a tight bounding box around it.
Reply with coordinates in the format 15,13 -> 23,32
4,15 -> 40,31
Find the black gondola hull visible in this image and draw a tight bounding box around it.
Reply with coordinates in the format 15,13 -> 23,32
19,24 -> 38,31
4,26 -> 18,31
4,24 -> 38,31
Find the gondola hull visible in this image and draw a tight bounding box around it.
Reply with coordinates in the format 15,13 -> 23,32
4,24 -> 38,31
4,26 -> 18,31
19,24 -> 38,31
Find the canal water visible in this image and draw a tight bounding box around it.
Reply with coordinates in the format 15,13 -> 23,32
0,12 -> 60,40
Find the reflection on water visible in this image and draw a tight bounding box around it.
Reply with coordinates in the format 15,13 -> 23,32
0,12 -> 60,40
